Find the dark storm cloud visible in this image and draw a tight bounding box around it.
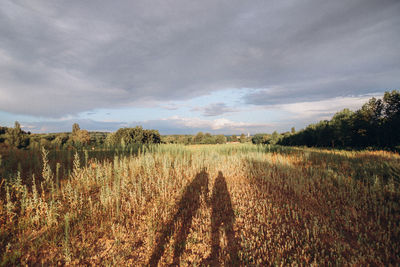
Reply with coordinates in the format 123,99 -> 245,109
1,0 -> 399,117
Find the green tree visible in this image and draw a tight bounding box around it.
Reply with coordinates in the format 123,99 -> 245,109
105,133 -> 116,147
382,90 -> 400,146
5,121 -> 30,149
251,134 -> 270,144
203,133 -> 214,144
239,133 -> 246,143
330,109 -> 354,147
73,129 -> 91,146
353,98 -> 383,146
107,126 -> 160,146
143,129 -> 161,144
71,123 -> 90,147
72,123 -> 80,135
270,131 -> 280,145
215,135 -> 227,144
162,135 -> 176,144
0,126 -> 7,143
194,132 -> 204,144
53,133 -> 69,148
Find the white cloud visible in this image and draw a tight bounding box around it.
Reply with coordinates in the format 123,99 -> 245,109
162,116 -> 272,132
275,94 -> 381,120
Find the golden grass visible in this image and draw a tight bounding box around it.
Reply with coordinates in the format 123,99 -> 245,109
1,144 -> 399,265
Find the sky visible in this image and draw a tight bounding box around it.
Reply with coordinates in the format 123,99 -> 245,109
0,0 -> 399,134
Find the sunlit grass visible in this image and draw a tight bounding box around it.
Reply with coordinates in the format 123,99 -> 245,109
1,144 -> 399,265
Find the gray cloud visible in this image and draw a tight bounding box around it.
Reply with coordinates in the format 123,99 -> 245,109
192,102 -> 238,116
244,72 -> 399,105
1,0 -> 399,117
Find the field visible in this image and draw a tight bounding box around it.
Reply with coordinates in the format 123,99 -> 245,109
1,144 -> 399,265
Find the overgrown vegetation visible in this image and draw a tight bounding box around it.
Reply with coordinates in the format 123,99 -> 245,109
1,144 -> 399,265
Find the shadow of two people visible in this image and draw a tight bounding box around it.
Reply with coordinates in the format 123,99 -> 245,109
148,170 -> 239,266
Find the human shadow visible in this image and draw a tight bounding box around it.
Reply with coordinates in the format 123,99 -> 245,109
148,169 -> 209,266
204,171 -> 240,266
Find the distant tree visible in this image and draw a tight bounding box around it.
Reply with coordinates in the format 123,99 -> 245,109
0,127 -> 7,143
184,135 -> 193,145
215,135 -> 227,144
73,129 -> 91,146
5,121 -> 30,149
0,126 -> 7,135
382,90 -> 400,146
143,129 -> 161,144
353,98 -> 383,147
231,135 -> 238,142
107,126 -> 160,146
330,109 -> 354,147
262,134 -> 271,144
203,133 -> 215,144
252,134 -> 268,144
40,138 -> 52,148
72,123 -> 80,135
383,90 -> 400,118
161,135 -> 194,144
71,123 -> 90,147
239,133 -> 246,143
0,126 -> 7,143
105,133 -> 116,146
270,131 -> 280,145
91,133 -> 107,146
194,132 -> 205,144
53,133 -> 69,148
291,127 -> 296,134
162,135 -> 176,144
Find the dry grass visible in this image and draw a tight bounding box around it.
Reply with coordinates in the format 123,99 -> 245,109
1,144 -> 399,265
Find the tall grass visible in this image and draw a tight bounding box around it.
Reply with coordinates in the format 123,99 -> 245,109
0,145 -> 144,190
0,144 -> 399,265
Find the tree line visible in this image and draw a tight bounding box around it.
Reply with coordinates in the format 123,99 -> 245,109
278,90 -> 400,149
0,123 -> 162,150
251,129 -> 295,145
0,122 -> 253,149
162,132 -> 250,144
